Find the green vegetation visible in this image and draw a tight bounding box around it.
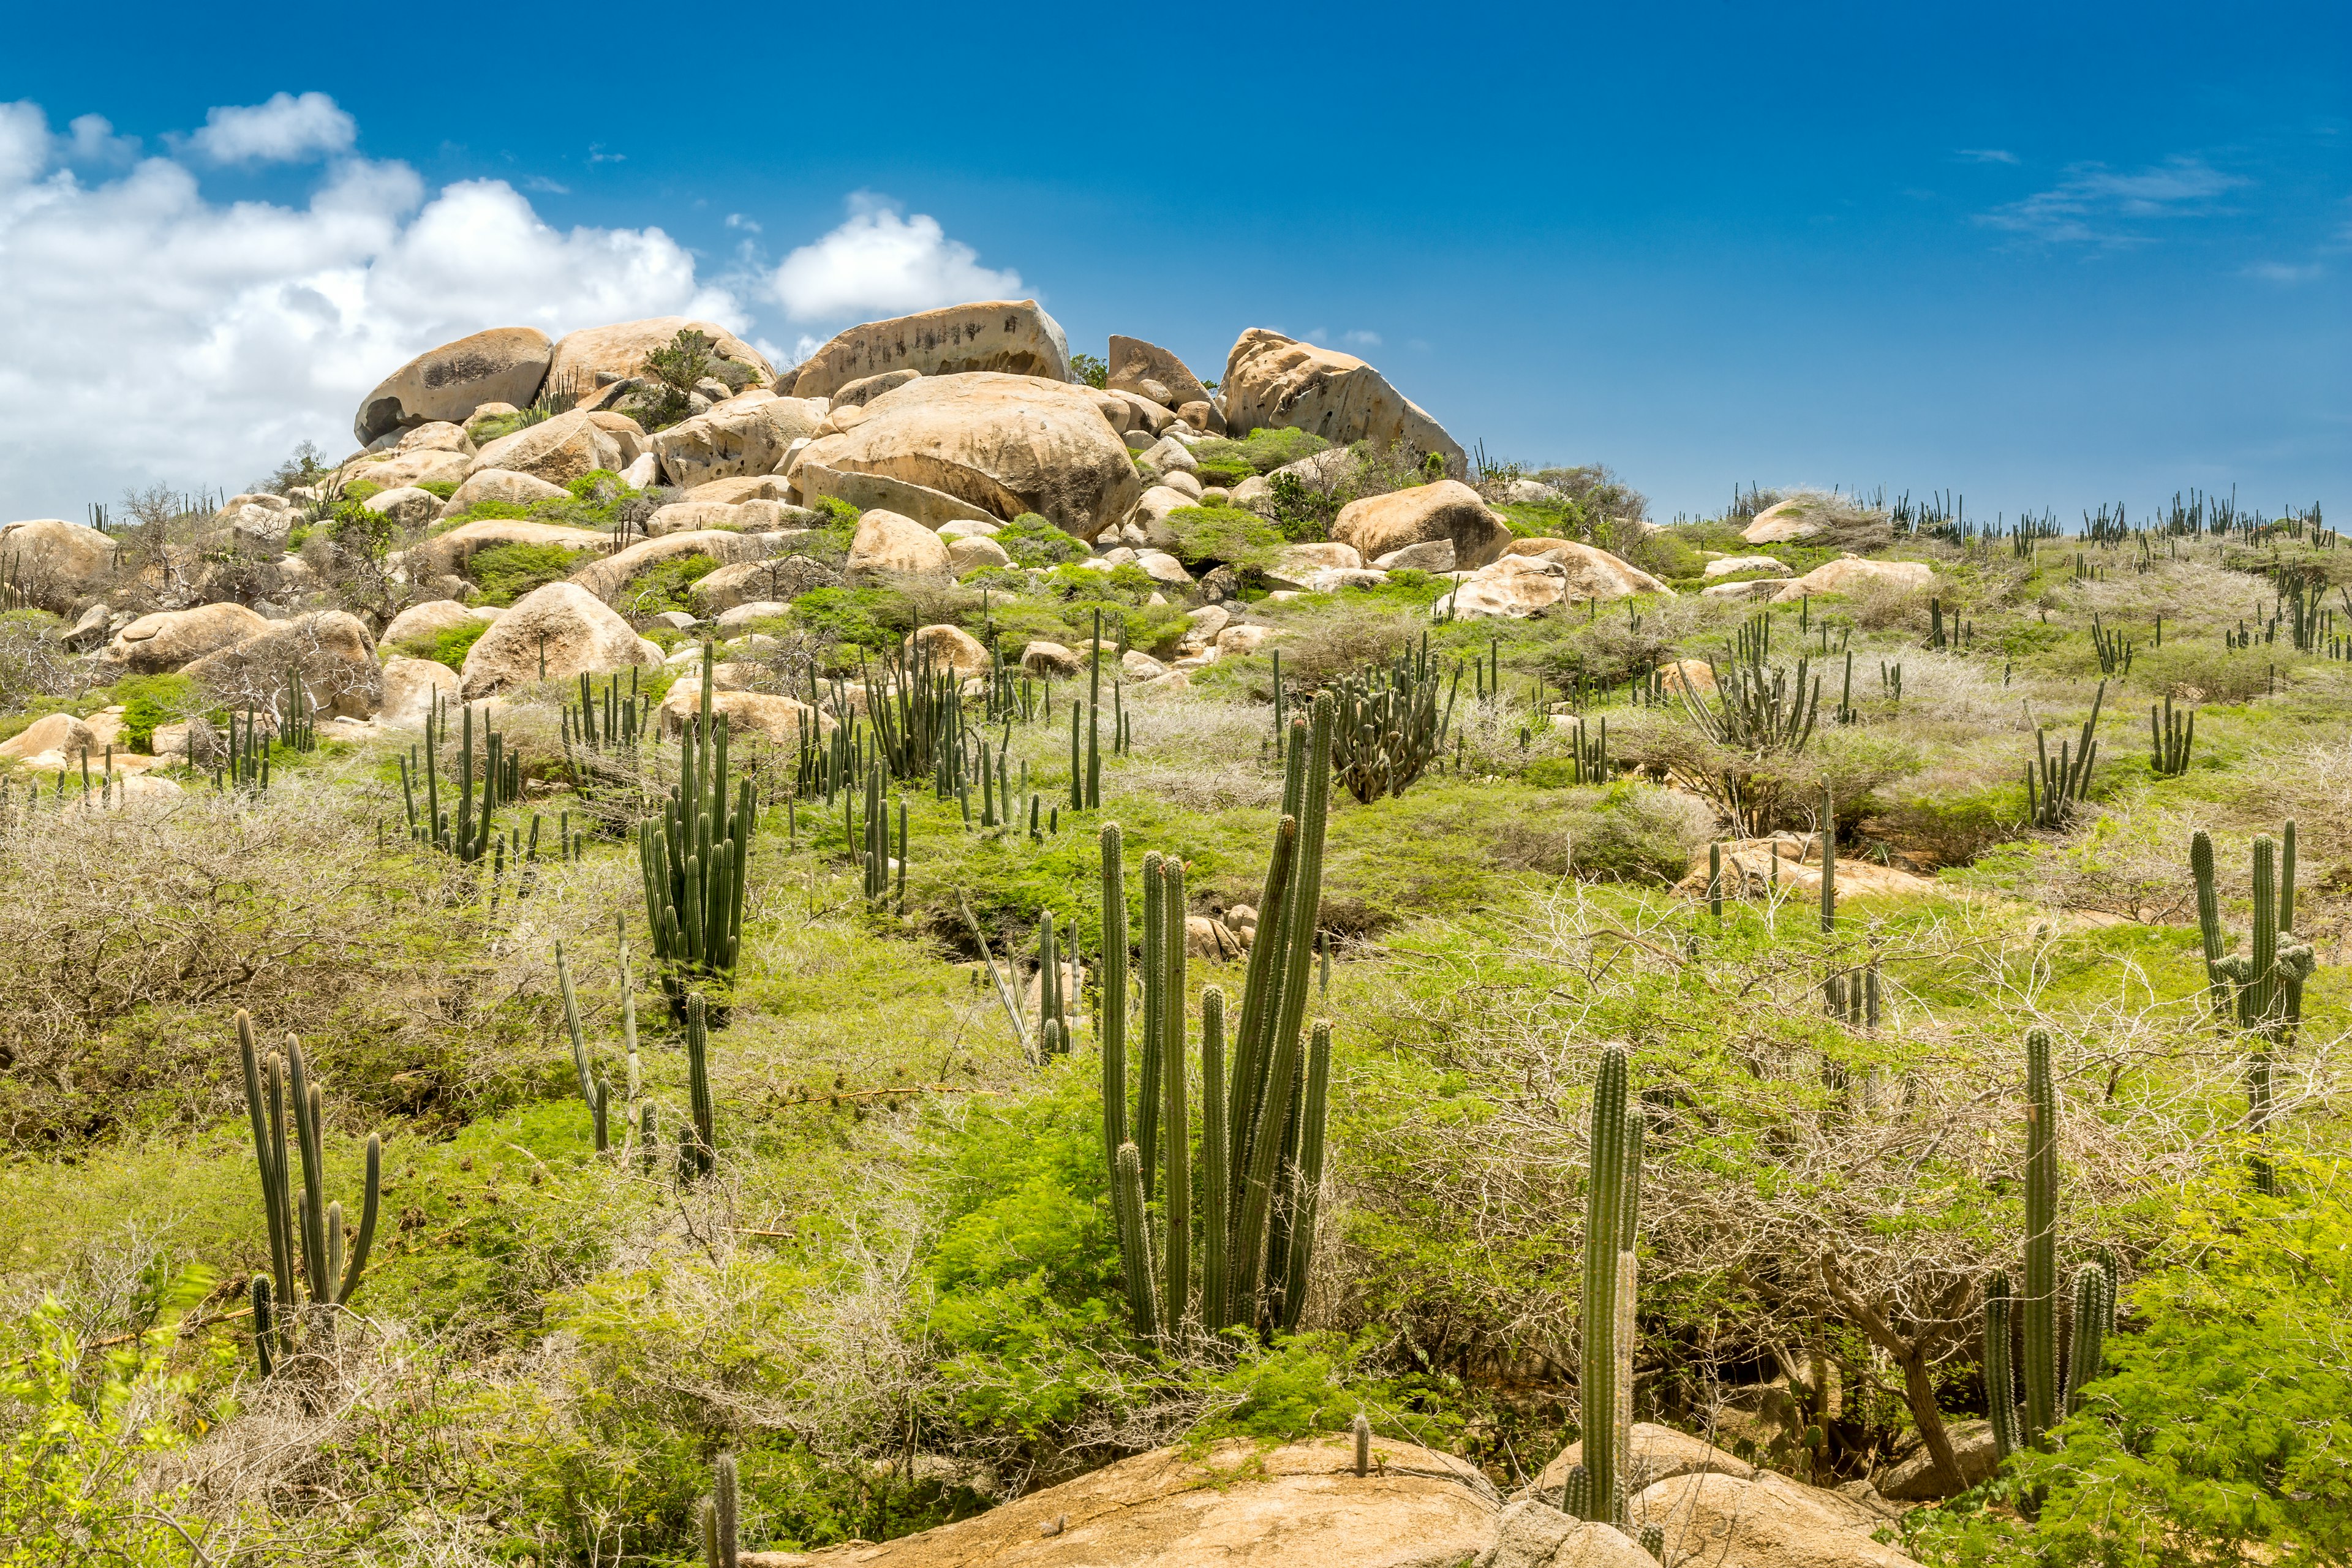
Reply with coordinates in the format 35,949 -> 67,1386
619,551 -> 720,616
467,540 -> 599,606
1190,427 -> 1331,486
1167,503 -> 1283,568
995,511 -> 1090,568
396,616 -> 491,671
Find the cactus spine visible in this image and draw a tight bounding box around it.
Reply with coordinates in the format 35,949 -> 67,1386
2190,823 -> 2316,1193
1579,1042 -> 1643,1525
238,1010 -> 380,1371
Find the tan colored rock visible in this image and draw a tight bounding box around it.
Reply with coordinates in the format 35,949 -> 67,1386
547,317 -> 774,393
845,510 -> 952,584
384,599 -> 483,646
948,535 -> 1013,573
790,300 -> 1071,399
792,374 -> 1141,539
355,326 -> 552,445
0,518 -> 122,611
1108,334 -> 1212,409
570,531 -> 775,603
647,501 -> 746,536
339,446 -> 472,495
1023,640 -> 1082,676
1221,330 -> 1464,467
1656,659 -> 1717,696
361,486 -> 441,529
1673,839 -> 1941,904
1703,579 -> 1790,600
1879,1422 -> 1997,1501
183,611 -> 382,718
909,624 -> 992,677
1262,542 -> 1368,592
1742,499 -> 1825,544
747,1434 -> 1491,1567
1375,538 -> 1458,572
832,369 -> 919,408
1499,540 -> 1673,599
1533,1425 -> 1755,1507
379,654 -> 458,730
686,475 -> 794,505
1186,914 -> 1246,962
1632,1472 -> 1922,1568
1480,1501 -> 1662,1568
469,410 -> 623,487
1177,400 -> 1226,434
1,713 -> 99,763
1770,556 -> 1933,602
649,393 -> 825,488
1217,624 -> 1281,656
794,461 -> 1001,530
655,682 -> 830,747
1126,485 -> 1198,551
1333,481 -> 1510,569
690,557 -> 833,611
395,421 -> 474,456
458,581 -> 662,698
106,603 -> 271,673
439,467 -> 568,517
1105,388 -> 1177,436
407,519 -> 605,581
1703,554 -> 1786,578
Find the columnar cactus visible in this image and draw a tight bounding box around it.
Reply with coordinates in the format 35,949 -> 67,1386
681,992 -> 716,1180
1579,1041 -> 1644,1525
238,1011 -> 380,1371
2190,824 -> 2317,1193
641,644 -> 755,1017
1983,1273 -> 2020,1459
701,1451 -> 739,1568
556,941 -> 608,1153
1819,787 -> 1836,932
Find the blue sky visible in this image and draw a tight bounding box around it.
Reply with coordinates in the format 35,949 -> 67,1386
2,1 -> 2343,521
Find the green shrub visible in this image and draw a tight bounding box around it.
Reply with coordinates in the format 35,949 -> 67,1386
433,500 -> 531,529
618,552 -> 720,616
1069,352 -> 1108,390
1189,427 -> 1330,487
790,586 -> 913,650
995,513 -> 1088,569
468,542 -> 597,607
112,674 -> 197,752
1167,504 -> 1282,568
416,480 -> 459,500
397,619 -> 491,672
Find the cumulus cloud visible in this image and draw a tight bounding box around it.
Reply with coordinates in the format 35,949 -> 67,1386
769,192 -> 1021,321
1956,148 -> 2019,165
1979,155 -> 2248,245
1342,330 -> 1383,349
187,91 -> 356,164
0,99 -> 738,517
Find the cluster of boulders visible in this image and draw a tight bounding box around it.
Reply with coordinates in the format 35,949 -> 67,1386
729,1422 -> 1942,1567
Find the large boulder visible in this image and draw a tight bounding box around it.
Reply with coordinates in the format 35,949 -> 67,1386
1879,1422 -> 1998,1501
385,599 -> 487,646
740,1433 -> 1493,1567
378,655 -> 458,730
458,581 -> 662,698
1531,1425 -> 1755,1508
796,462 -> 998,529
1703,554 -> 1786,578
1478,1502 -> 1662,1568
184,611 -> 382,718
105,603 -> 271,673
1630,1472 -> 1923,1568
547,317 -> 775,394
1221,330 -> 1464,468
0,519 -> 120,611
647,393 -> 826,488
656,682 -> 831,745
1333,481 -> 1512,569
1501,540 -> 1673,598
354,326 -> 553,445
569,530 -> 774,602
908,624 -> 990,677
1770,556 -> 1934,602
1673,839 -> 1940,905
845,510 -> 951,584
0,713 -> 99,764
209,493 -> 296,548
337,446 -> 472,495
469,410 -> 624,487
406,520 -> 605,581
789,300 -> 1072,400
438,468 -> 569,518
832,368 -> 921,409
361,486 -> 441,529
1108,334 -> 1211,409
1742,499 -> 1824,545
792,373 -> 1142,538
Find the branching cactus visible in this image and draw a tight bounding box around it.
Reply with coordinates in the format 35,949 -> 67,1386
238,1011 -> 380,1373
641,644 -> 755,1019
1579,1042 -> 1645,1526
2191,824 -> 2317,1193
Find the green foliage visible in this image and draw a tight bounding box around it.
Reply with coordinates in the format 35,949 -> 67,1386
1167,504 -> 1283,568
416,480 -> 459,500
791,586 -> 914,650
112,673 -> 197,752
637,328 -> 717,430
1190,428 -> 1331,487
995,512 -> 1089,568
620,552 -> 721,616
469,541 -> 597,607
398,617 -> 492,671
1069,352 -> 1108,390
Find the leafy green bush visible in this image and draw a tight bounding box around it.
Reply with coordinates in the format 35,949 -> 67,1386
619,552 -> 720,616
112,674 -> 197,752
396,619 -> 491,672
1069,352 -> 1108,390
1189,427 -> 1330,487
416,480 -> 459,500
1167,504 -> 1282,568
995,513 -> 1088,568
468,542 -> 597,607
791,586 -> 914,650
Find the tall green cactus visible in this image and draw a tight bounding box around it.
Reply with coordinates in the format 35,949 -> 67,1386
1819,786 -> 1836,932
1579,1042 -> 1644,1525
1099,823 -> 1129,1176
2190,824 -> 2317,1193
1983,1273 -> 2020,1460
1159,855 -> 1189,1334
556,941 -> 608,1153
641,644 -> 755,1018
681,992 -> 716,1179
238,1011 -> 380,1371
701,1451 -> 739,1568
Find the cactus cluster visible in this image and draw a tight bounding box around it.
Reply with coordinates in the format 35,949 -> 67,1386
2024,682 -> 2104,830
2190,824 -> 2317,1192
640,646 -> 755,1016
1102,693 -> 1336,1343
1329,633 -> 1460,803
399,692 -> 523,861
2149,696 -> 2196,777
238,1011 -> 380,1375
1984,1030 -> 2116,1458
679,992 -> 717,1179
1577,1042 -> 1645,1526
556,937 -> 642,1158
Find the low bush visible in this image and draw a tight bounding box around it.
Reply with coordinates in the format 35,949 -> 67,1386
791,586 -> 915,650
1166,504 -> 1282,568
397,619 -> 491,672
1189,427 -> 1330,487
469,542 -> 597,607
619,552 -> 720,617
995,513 -> 1088,569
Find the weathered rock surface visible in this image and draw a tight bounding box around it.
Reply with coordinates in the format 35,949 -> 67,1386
845,510 -> 952,583
948,535 -> 1014,573
1532,1426 -> 1755,1507
741,1434 -> 1494,1567
649,393 -> 826,488
1108,334 -> 1211,409
105,603 -> 271,673
1222,330 -> 1464,467
408,520 -> 605,581
469,410 -> 623,487
1742,499 -> 1824,544
833,369 -> 921,409
1023,640 -> 1081,676
361,486 -> 441,529
657,682 -> 829,745
797,462 -> 999,529
340,446 -> 472,495
1,713 -> 99,763
548,317 -> 774,393
385,599 -> 488,646
439,468 -> 569,517
1878,1423 -> 1997,1501
0,519 -> 120,611
1477,1502 -> 1660,1568
1770,556 -> 1933,602
793,374 -> 1142,539
1334,481 -> 1512,569
183,610 -> 382,718
1632,1472 -> 1923,1568
790,300 -> 1072,400
379,655 -> 458,729
1432,545 -> 1665,620
910,624 -> 992,677
1705,554 -> 1787,578
570,531 -> 774,603
355,326 -> 552,445
691,558 -> 832,611
458,581 -> 662,698
1501,540 -> 1673,598
1674,839 -> 1940,903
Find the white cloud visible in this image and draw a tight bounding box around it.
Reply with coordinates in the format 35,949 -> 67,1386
769,192 -> 1021,321
1956,148 -> 2019,165
725,212 -> 760,233
187,91 -> 356,164
2244,260 -> 2323,284
64,115 -> 138,165
0,99 -> 739,517
1979,155 -> 2247,245
1342,330 -> 1382,349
